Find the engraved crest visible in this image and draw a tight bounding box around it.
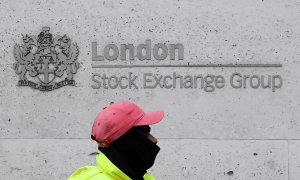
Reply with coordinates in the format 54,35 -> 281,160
13,27 -> 80,91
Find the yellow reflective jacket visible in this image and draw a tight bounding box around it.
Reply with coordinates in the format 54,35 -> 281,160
68,153 -> 155,180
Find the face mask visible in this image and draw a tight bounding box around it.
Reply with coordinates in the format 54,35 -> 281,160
130,126 -> 160,169
98,126 -> 160,179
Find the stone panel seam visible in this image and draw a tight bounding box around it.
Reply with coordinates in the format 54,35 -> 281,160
0,138 -> 295,140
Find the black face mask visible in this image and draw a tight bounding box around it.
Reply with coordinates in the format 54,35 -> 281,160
98,126 -> 160,180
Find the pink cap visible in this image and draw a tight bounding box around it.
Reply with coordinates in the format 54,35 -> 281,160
91,101 -> 164,147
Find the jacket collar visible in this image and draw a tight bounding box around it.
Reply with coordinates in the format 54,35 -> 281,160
97,153 -> 131,180
97,153 -> 155,180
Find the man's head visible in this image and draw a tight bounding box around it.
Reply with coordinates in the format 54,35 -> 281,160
91,101 -> 164,147
91,101 -> 164,178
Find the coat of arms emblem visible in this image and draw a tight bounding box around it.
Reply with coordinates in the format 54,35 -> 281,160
13,27 -> 79,91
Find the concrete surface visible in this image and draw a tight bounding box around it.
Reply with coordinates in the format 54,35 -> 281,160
0,139 -> 290,180
0,0 -> 300,179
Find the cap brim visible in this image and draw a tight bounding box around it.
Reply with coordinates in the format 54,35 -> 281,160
135,110 -> 164,126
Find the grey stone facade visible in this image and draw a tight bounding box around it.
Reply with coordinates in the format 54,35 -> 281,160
0,0 -> 299,179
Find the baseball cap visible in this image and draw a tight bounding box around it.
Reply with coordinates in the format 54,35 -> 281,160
91,101 -> 164,147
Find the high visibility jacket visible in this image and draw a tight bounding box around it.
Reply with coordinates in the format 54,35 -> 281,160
68,153 -> 155,180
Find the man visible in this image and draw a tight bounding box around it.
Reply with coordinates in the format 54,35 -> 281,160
68,101 -> 164,180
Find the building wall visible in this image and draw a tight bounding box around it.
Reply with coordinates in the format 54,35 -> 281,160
0,0 -> 300,179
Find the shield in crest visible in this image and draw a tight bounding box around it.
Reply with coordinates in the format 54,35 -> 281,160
36,54 -> 57,84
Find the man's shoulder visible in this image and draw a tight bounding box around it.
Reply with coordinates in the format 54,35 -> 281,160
144,172 -> 156,180
68,165 -> 112,180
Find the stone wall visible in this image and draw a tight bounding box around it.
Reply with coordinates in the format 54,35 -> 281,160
0,0 -> 299,179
